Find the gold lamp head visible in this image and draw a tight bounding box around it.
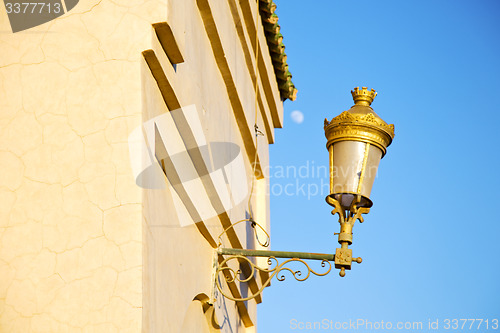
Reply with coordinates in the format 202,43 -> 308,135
324,87 -> 395,277
324,87 -> 395,210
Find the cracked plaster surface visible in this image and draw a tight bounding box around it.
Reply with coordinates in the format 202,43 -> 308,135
0,0 -> 167,331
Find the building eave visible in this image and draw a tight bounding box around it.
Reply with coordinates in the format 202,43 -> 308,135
259,0 -> 297,101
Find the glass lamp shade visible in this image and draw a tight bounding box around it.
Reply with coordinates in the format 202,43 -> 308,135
324,87 -> 395,210
328,141 -> 383,209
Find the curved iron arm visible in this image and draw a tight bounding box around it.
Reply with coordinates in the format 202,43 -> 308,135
214,251 -> 333,302
212,196 -> 367,303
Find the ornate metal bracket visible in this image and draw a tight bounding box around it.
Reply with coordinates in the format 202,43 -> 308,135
212,247 -> 362,302
211,197 -> 368,303
326,194 -> 369,277
213,248 -> 336,302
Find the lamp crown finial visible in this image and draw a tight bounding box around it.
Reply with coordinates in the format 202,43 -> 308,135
351,87 -> 377,106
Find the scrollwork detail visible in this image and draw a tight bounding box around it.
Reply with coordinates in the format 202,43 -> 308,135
215,255 -> 332,302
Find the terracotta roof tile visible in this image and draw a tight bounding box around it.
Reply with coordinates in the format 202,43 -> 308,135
259,0 -> 297,101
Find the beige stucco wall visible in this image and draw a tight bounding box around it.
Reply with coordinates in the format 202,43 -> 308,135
0,1 -> 167,331
0,0 -> 282,331
141,0 -> 279,330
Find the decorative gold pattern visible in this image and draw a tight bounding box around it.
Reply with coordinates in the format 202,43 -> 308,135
335,248 -> 352,265
325,126 -> 386,156
351,86 -> 377,106
215,255 -> 332,302
326,111 -> 395,136
326,195 -> 368,277
324,87 -> 395,156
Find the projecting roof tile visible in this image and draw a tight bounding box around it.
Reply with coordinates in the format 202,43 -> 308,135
259,0 -> 297,101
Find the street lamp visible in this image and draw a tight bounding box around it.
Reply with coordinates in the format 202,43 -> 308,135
324,87 -> 395,277
213,87 -> 395,302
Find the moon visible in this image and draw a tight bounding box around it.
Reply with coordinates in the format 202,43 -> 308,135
290,110 -> 304,124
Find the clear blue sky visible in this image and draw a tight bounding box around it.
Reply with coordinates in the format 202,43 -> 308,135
258,1 -> 500,332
